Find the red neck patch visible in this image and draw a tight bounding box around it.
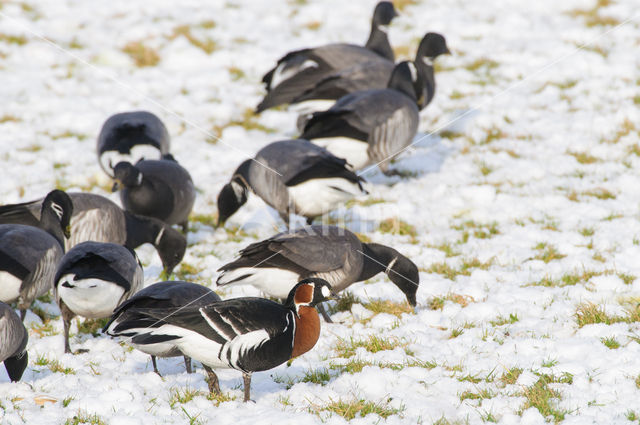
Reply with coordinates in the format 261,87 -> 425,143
294,283 -> 314,305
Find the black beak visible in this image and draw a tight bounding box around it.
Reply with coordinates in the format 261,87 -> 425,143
64,225 -> 71,239
111,180 -> 121,192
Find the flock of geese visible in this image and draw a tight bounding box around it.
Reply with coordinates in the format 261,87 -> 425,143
0,2 -> 449,402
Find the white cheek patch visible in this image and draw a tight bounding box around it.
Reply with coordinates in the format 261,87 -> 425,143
321,285 -> 331,298
408,62 -> 418,83
377,25 -> 389,34
51,202 -> 64,220
231,180 -> 245,202
422,56 -> 434,67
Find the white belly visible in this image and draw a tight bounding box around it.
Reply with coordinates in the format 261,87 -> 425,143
310,137 -> 370,170
57,274 -> 125,318
288,177 -> 365,217
158,324 -> 230,369
131,341 -> 180,357
0,271 -> 22,303
217,267 -> 300,299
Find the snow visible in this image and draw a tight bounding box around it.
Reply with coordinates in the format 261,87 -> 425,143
1,0 -> 640,423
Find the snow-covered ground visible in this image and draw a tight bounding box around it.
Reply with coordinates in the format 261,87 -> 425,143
1,0 -> 640,423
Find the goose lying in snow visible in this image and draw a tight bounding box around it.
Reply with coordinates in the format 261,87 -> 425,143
106,278 -> 333,402
0,302 -> 28,381
300,61 -> 421,175
104,280 -> 222,375
256,1 -> 397,112
0,190 -> 72,319
217,225 -> 419,321
97,110 -> 171,177
112,158 -> 196,233
55,241 -> 143,354
0,192 -> 186,276
217,139 -> 367,227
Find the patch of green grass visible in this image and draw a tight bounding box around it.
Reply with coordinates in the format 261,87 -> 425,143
62,396 -> 74,408
618,273 -> 635,285
228,66 -> 245,81
169,387 -> 205,408
206,391 -> 237,405
427,241 -> 460,257
450,327 -> 465,338
378,218 -> 417,238
76,318 -> 110,337
175,262 -> 201,280
601,336 -> 620,349
490,313 -> 519,327
529,269 -> 604,287
568,0 -> 620,27
579,227 -> 595,237
212,108 -> 276,138
64,410 -> 106,425
190,213 -> 217,227
519,375 -> 568,423
453,220 -> 500,242
459,389 -> 495,402
307,397 -> 403,420
362,300 -> 414,318
426,258 -> 493,280
122,41 -> 160,67
583,188 -> 616,200
333,335 -> 408,358
478,161 -> 493,176
328,291 -> 360,314
35,355 -> 76,375
500,367 -> 523,386
575,302 -> 640,327
626,410 -> 639,422
30,321 -> 58,337
0,114 -> 20,123
427,293 -> 474,310
464,58 -> 499,72
0,33 -> 28,45
533,244 -> 565,263
300,368 -> 332,385
568,151 -> 599,164
170,25 -> 217,54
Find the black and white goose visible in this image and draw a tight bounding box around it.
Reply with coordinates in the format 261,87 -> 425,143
291,32 -> 451,112
256,1 -> 397,113
217,225 -> 419,320
300,61 -> 421,175
0,192 -> 186,276
0,302 -> 28,382
217,139 -> 367,227
107,278 -> 333,402
97,111 -> 171,177
112,158 -> 196,233
0,190 -> 72,319
55,241 -> 143,354
104,280 -> 221,375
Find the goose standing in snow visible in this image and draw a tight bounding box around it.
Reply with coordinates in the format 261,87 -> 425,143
112,158 -> 195,233
104,281 -> 221,375
55,241 -> 143,354
300,61 -> 421,175
0,302 -> 28,382
97,111 -> 171,177
256,1 -> 397,112
0,192 -> 186,276
217,225 -> 419,321
217,139 -> 367,227
0,190 -> 72,319
106,278 -> 334,402
292,32 -> 451,113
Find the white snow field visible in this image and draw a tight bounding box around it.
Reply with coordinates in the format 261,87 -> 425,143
1,0 -> 640,423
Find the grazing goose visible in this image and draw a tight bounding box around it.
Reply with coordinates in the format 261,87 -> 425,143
300,61 -> 420,175
292,32 -> 451,111
0,302 -> 28,381
217,139 -> 367,227
0,190 -> 72,319
104,281 -> 221,375
55,241 -> 143,354
217,225 -> 419,320
256,1 -> 397,112
97,111 -> 171,177
0,192 -> 186,276
112,159 -> 196,233
106,278 -> 333,402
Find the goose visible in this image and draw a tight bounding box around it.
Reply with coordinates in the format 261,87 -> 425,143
0,190 -> 72,319
112,159 -> 195,233
107,278 -> 334,402
256,1 -> 397,112
300,61 -> 420,175
0,192 -> 186,276
97,111 -> 171,177
292,32 -> 451,112
217,139 -> 367,227
217,225 -> 419,321
104,280 -> 221,375
55,241 -> 143,353
0,302 -> 28,381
